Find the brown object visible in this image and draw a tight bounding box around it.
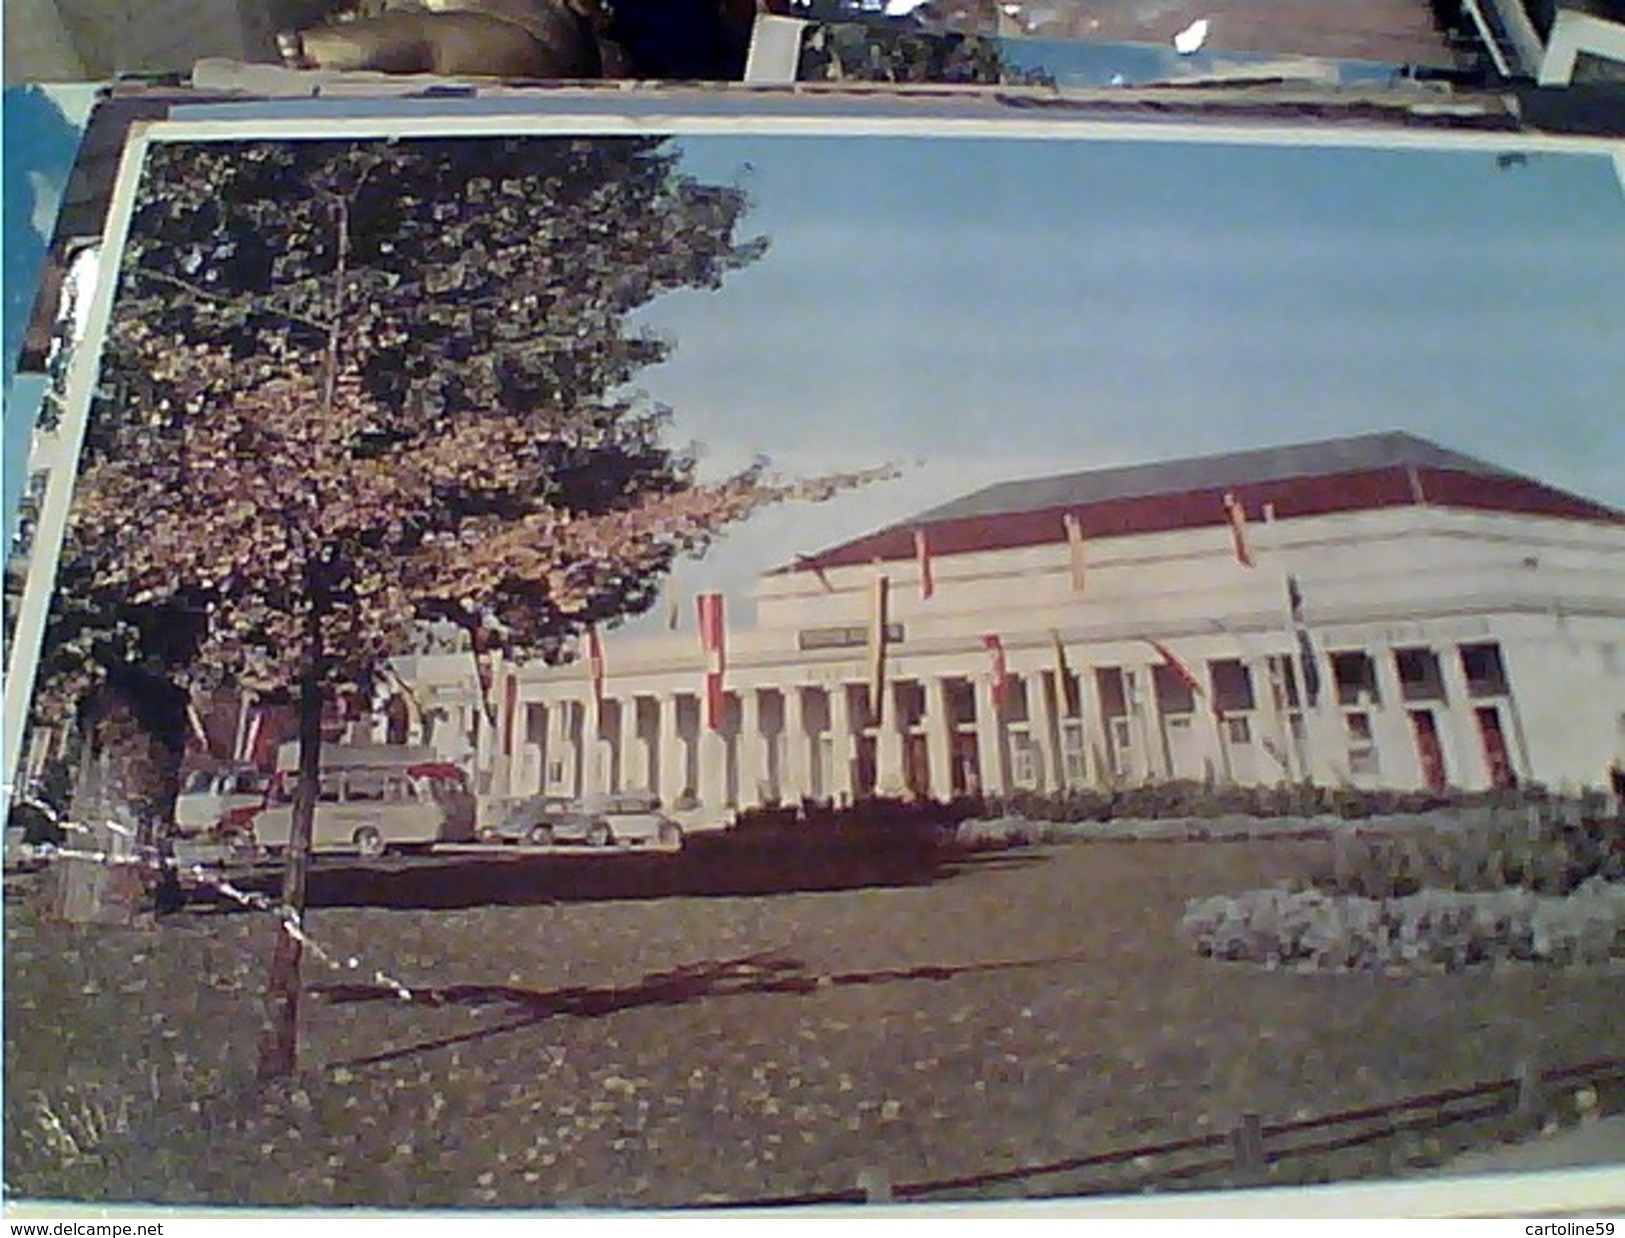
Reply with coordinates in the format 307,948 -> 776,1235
278,0 -> 603,78
47,855 -> 151,926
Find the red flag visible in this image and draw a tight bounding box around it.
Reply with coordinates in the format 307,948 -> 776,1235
586,625 -> 606,705
1223,491 -> 1255,568
982,633 -> 1011,716
913,528 -> 935,600
1063,512 -> 1087,593
696,592 -> 727,731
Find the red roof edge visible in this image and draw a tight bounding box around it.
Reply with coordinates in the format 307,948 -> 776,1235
773,465 -> 1624,575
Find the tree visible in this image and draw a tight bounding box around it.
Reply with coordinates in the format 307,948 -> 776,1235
35,134 -> 775,832
39,135 -> 890,1077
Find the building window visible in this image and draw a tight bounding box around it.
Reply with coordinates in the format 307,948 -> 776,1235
1394,648 -> 1446,703
1459,643 -> 1509,697
1153,664 -> 1196,715
896,681 -> 927,728
1345,711 -> 1379,777
1061,722 -> 1087,781
798,623 -> 904,651
1225,715 -> 1252,746
548,760 -> 565,784
946,679 -> 977,726
1267,655 -> 1302,710
1210,659 -> 1255,714
1287,711 -> 1307,749
1096,667 -> 1128,718
1011,732 -> 1038,787
1108,716 -> 1134,777
1331,651 -> 1381,707
1003,677 -> 1031,724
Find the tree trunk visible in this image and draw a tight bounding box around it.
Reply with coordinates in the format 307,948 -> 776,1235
49,679 -> 182,926
255,652 -> 325,1081
257,189 -> 350,1082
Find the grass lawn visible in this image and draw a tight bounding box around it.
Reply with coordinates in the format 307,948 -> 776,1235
5,836 -> 1622,1208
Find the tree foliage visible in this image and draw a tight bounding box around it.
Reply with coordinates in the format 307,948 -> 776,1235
36,133 -> 892,1075
42,135 -> 888,713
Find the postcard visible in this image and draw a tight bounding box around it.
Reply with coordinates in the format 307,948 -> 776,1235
746,14 -> 1420,88
3,97 -> 1624,1218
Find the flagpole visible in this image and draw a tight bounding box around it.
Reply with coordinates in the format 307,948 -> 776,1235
1265,503 -> 1321,786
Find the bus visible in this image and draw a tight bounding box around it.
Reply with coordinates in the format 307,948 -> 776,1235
240,744 -> 476,858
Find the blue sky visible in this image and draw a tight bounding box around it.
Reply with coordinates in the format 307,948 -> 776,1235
621,133 -> 1625,628
6,123 -> 1621,636
3,83 -> 98,548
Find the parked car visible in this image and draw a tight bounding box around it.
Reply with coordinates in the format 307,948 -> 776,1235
230,745 -> 479,858
483,791 -> 682,849
174,766 -> 272,837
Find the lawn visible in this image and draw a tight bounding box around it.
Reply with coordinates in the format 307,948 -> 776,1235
4,835 -> 1622,1208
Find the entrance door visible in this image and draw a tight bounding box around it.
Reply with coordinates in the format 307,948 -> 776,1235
951,732 -> 980,796
1164,714 -> 1201,780
904,733 -> 930,799
1475,706 -> 1517,790
855,736 -> 877,798
1410,710 -> 1448,792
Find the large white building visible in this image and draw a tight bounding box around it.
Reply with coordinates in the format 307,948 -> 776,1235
394,432 -> 1625,815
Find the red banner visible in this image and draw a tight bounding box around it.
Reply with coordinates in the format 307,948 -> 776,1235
696,593 -> 727,731
587,625 -> 606,705
1222,491 -> 1255,568
913,528 -> 935,600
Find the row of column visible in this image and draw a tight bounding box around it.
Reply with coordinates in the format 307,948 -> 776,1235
489,643 -> 1527,809
514,663 -> 1252,809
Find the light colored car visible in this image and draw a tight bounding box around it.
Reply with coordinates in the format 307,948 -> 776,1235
251,766 -> 444,858
174,766 -> 271,837
485,791 -> 683,849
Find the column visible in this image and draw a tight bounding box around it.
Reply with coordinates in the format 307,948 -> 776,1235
783,686 -> 812,802
828,684 -> 856,803
1133,666 -> 1166,782
1369,648 -> 1420,789
973,675 -> 1010,795
586,696 -> 611,797
739,689 -> 768,809
1194,668 -> 1229,784
657,693 -> 686,809
926,677 -> 956,800
1249,655 -> 1292,783
547,699 -> 575,796
1438,644 -> 1489,790
876,681 -> 907,797
618,696 -> 646,793
1029,670 -> 1061,791
697,701 -> 729,812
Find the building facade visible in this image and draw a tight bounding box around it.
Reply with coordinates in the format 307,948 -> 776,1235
393,433 -> 1625,815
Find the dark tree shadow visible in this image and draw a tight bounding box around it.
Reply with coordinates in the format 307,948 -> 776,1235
315,946 -> 1095,1072
180,830 -> 1050,912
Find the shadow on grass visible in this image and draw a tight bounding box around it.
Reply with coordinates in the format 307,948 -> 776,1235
316,945 -> 1094,1072
187,834 -> 1048,912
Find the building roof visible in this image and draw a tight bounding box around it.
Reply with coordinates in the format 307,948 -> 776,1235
784,432 -> 1624,573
